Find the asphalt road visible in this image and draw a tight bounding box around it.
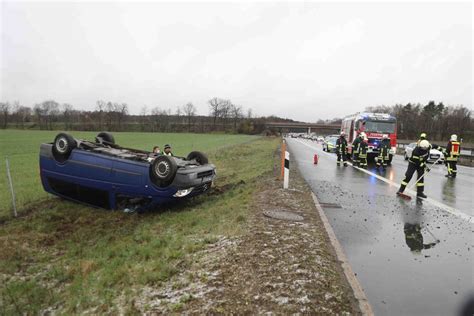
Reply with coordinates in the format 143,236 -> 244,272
286,138 -> 474,316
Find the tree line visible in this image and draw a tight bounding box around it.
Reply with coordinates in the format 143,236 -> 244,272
363,102 -> 472,142
314,102 -> 472,142
1,99 -> 471,140
0,98 -> 293,135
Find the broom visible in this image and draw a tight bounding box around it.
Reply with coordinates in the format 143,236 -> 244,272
397,156 -> 443,200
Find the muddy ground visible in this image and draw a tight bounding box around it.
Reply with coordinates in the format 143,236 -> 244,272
133,162 -> 361,314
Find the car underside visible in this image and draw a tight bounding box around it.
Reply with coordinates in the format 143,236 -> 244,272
40,132 -> 216,210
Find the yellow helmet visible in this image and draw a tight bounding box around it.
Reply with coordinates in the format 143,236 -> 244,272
420,133 -> 427,139
450,134 -> 457,141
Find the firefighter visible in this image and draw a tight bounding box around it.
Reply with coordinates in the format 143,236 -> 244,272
397,140 -> 431,198
376,135 -> 391,169
444,134 -> 461,178
417,132 -> 442,152
416,132 -> 427,145
336,131 -> 348,167
352,132 -> 365,167
358,136 -> 368,168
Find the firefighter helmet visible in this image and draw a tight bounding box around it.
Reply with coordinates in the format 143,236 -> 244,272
340,131 -> 345,137
419,140 -> 430,150
382,134 -> 388,139
360,132 -> 366,138
450,134 -> 457,141
420,132 -> 427,139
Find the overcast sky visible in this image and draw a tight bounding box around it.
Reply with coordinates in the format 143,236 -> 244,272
1,1 -> 472,121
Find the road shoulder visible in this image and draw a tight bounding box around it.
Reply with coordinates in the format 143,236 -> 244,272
134,150 -> 362,314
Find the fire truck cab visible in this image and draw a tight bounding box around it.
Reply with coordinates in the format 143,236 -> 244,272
341,112 -> 397,162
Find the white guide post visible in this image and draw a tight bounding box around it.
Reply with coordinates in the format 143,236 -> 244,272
283,151 -> 290,189
6,158 -> 18,217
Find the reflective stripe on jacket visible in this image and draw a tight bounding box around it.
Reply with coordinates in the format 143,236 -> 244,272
446,141 -> 461,161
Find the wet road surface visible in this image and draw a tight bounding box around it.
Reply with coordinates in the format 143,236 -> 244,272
286,138 -> 473,316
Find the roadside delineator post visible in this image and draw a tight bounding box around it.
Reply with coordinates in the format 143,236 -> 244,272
280,140 -> 286,180
283,151 -> 290,189
5,158 -> 18,218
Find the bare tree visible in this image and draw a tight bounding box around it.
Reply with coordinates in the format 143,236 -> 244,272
231,104 -> 243,131
115,103 -> 128,131
151,106 -> 171,132
105,101 -> 114,130
208,97 -> 221,130
35,100 -> 59,130
247,108 -> 253,119
175,106 -> 182,117
183,102 -> 196,131
12,103 -> 31,129
0,102 -> 10,129
219,100 -> 232,131
62,103 -> 74,130
96,100 -> 106,129
150,106 -> 160,132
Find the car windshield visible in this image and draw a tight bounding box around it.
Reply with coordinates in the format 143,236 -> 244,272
364,121 -> 396,133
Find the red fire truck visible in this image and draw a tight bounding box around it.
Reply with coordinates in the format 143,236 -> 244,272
341,112 -> 397,162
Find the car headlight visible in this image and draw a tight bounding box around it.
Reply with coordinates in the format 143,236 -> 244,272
173,188 -> 194,197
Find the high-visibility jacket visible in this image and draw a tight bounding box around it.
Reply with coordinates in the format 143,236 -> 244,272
359,141 -> 368,157
352,137 -> 362,154
378,138 -> 391,159
446,141 -> 461,161
408,146 -> 429,168
336,137 -> 348,154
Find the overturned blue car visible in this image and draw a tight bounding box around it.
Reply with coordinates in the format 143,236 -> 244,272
39,132 -> 216,209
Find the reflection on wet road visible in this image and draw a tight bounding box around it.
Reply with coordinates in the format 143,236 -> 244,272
287,138 -> 474,316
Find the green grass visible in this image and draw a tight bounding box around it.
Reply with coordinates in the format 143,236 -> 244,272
0,129 -> 279,314
0,129 -> 257,217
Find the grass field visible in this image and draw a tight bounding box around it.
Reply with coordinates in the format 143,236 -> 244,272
0,129 -> 279,314
0,130 -> 257,218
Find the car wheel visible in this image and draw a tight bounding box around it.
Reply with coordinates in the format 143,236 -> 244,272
150,155 -> 178,187
186,151 -> 209,165
404,153 -> 408,160
52,133 -> 77,162
96,132 -> 115,144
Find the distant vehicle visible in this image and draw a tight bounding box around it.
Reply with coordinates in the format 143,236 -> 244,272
341,112 -> 397,162
322,135 -> 339,153
40,132 -> 216,209
404,143 -> 444,164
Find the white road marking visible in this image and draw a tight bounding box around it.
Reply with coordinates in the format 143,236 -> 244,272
291,138 -> 474,224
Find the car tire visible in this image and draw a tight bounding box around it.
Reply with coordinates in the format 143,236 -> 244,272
186,151 -> 209,165
96,132 -> 115,144
150,155 -> 178,187
52,132 -> 77,162
404,153 -> 408,160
